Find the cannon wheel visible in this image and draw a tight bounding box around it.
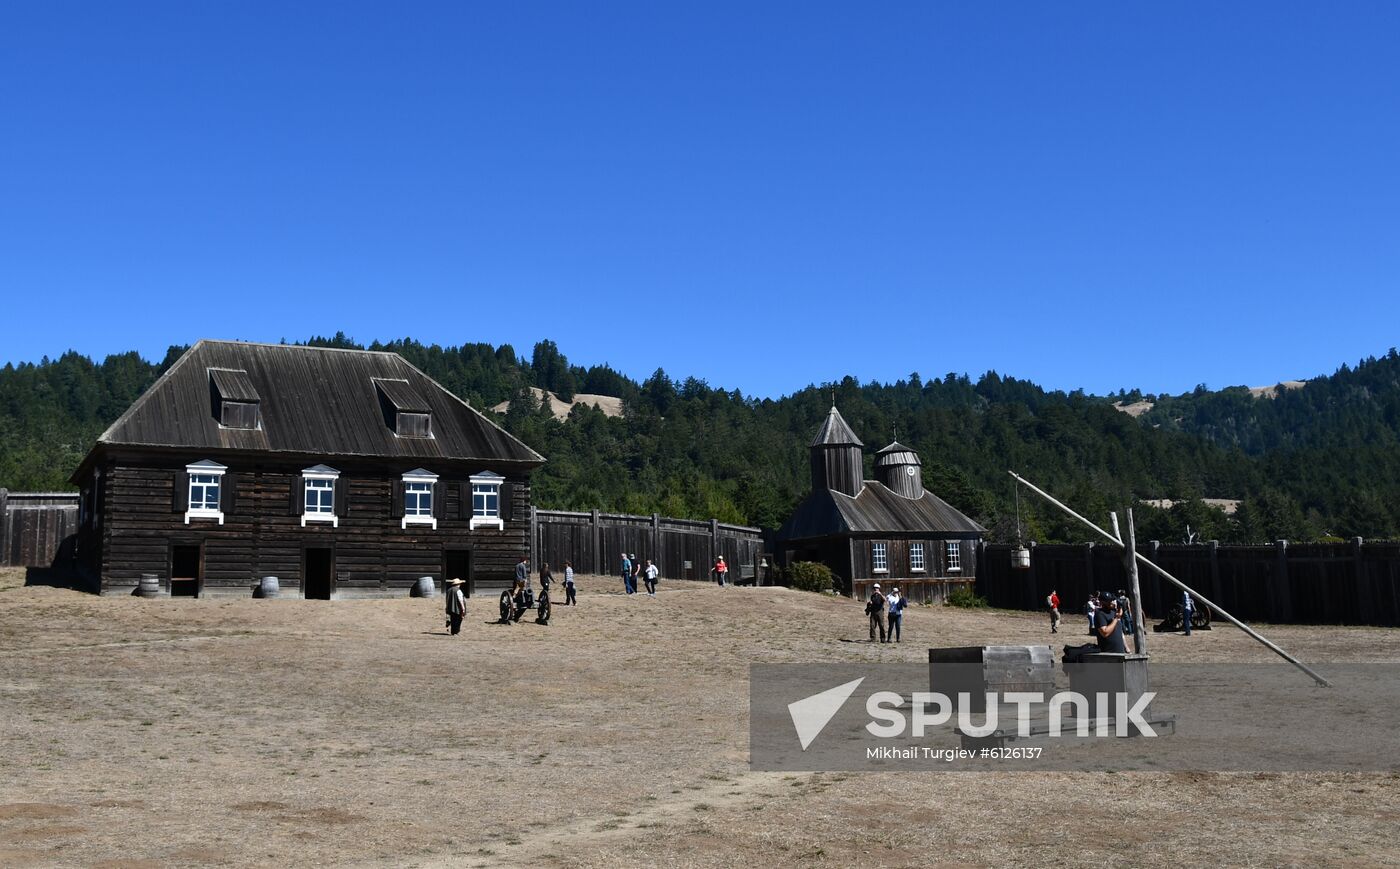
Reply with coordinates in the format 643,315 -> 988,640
1191,606 -> 1211,628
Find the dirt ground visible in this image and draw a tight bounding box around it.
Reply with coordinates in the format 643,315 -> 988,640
3,567 -> 1398,868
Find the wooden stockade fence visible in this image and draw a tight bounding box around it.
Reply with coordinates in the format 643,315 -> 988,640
532,508 -> 765,582
977,539 -> 1400,628
0,490 -> 80,568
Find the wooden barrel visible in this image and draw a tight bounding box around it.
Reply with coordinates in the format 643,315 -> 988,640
411,576 -> 436,597
257,576 -> 280,599
1011,546 -> 1032,569
136,573 -> 161,598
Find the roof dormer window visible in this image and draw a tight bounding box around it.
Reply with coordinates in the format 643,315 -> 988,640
374,378 -> 432,438
208,368 -> 261,430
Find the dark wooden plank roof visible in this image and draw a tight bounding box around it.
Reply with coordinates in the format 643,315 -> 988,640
90,340 -> 545,466
372,377 -> 431,413
778,480 -> 985,541
873,440 -> 921,467
809,406 -> 863,447
208,367 -> 260,402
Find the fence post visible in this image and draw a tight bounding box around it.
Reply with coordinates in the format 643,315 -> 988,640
710,518 -> 719,567
1209,540 -> 1221,604
1027,540 -> 1037,609
1352,537 -> 1366,625
591,509 -> 600,575
1149,540 -> 1160,614
530,505 -> 538,571
1084,541 -> 1095,597
975,539 -> 985,601
0,488 -> 8,567
652,512 -> 660,565
1274,539 -> 1293,623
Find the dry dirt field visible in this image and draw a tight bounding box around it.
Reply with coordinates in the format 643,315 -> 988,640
3,567 -> 1399,868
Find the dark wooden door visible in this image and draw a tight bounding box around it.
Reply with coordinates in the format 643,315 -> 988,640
304,547 -> 334,600
444,550 -> 472,597
170,545 -> 201,597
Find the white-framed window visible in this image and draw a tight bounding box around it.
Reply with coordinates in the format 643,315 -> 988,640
185,460 -> 226,525
871,541 -> 888,573
910,542 -> 925,572
402,468 -> 438,529
470,471 -> 505,530
946,541 -> 962,573
301,465 -> 340,527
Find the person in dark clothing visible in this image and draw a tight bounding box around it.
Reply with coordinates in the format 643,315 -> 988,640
866,583 -> 888,643
1093,592 -> 1128,653
445,577 -> 467,635
563,561 -> 577,606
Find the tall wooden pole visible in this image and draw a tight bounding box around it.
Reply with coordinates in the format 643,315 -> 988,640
1011,471 -> 1329,687
1124,507 -> 1146,656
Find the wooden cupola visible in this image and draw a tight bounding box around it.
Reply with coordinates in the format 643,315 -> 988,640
809,406 -> 864,497
874,441 -> 924,499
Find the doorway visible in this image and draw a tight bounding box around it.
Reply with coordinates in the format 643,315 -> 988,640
444,549 -> 472,597
171,545 -> 201,597
304,547 -> 334,600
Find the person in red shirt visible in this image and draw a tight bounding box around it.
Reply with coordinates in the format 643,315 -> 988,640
1047,589 -> 1061,634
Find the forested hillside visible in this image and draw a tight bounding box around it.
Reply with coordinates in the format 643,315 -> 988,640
2,335 -> 1398,544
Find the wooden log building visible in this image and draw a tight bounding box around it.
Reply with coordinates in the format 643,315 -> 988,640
776,406 -> 985,600
69,340 -> 545,598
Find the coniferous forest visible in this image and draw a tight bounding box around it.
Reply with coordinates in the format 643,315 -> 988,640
3,334 -> 1399,545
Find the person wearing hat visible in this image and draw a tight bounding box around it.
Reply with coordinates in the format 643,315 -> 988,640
865,582 -> 888,643
886,586 -> 907,643
620,552 -> 634,595
444,578 -> 467,636
1093,591 -> 1128,653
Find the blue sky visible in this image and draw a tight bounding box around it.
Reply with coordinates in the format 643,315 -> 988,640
2,2 -> 1397,398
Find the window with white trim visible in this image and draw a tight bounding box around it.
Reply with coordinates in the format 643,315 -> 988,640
910,542 -> 925,572
871,541 -> 888,573
185,460 -> 226,525
946,541 -> 962,573
470,472 -> 504,530
301,465 -> 340,527
402,469 -> 438,529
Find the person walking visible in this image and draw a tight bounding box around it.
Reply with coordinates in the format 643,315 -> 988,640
1047,589 -> 1061,634
643,559 -> 659,596
539,562 -> 553,596
621,553 -> 634,595
445,577 -> 467,635
1086,594 -> 1099,636
886,586 -> 907,643
866,583 -> 888,643
563,561 -> 577,606
1116,589 -> 1135,640
631,555 -> 642,594
1182,590 -> 1194,636
715,555 -> 729,587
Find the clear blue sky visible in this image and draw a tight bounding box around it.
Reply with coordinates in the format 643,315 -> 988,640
3,2 -> 1397,398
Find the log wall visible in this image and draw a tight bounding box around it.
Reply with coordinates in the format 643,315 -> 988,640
82,453 -> 532,598
533,509 -> 764,582
976,539 -> 1400,627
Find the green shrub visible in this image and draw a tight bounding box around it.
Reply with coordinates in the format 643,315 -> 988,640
787,561 -> 834,593
946,587 -> 989,609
